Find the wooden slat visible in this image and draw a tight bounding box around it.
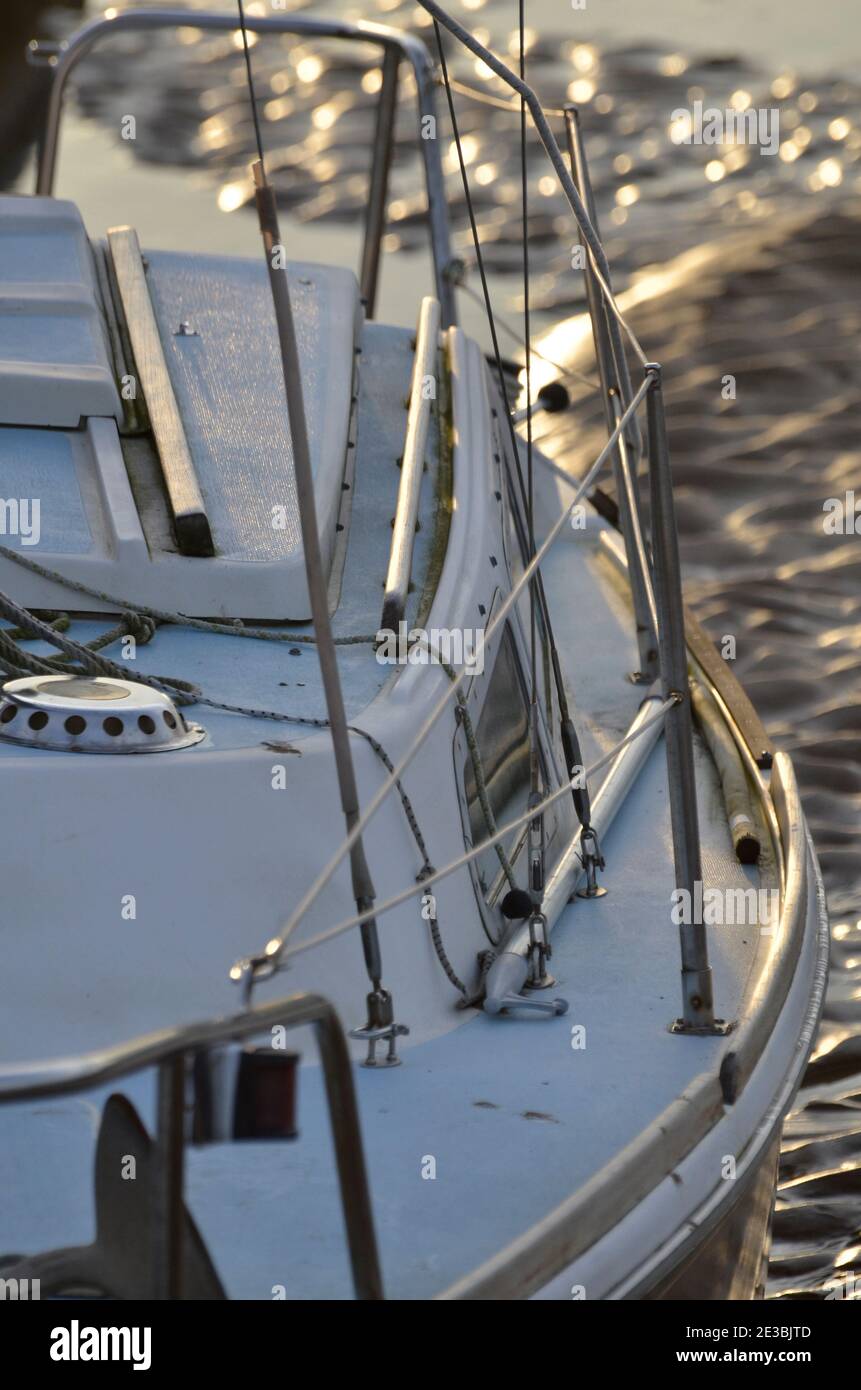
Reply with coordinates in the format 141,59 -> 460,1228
683,605 -> 774,768
107,226 -> 214,557
719,751 -> 810,1103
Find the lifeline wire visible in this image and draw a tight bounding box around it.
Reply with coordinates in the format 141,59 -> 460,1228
275,695 -> 676,965
236,0 -> 266,173
416,0 -> 648,367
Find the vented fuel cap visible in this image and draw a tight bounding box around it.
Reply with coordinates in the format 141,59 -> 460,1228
0,675 -> 205,753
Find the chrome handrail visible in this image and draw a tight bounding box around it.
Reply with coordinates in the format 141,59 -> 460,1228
0,991 -> 384,1300
380,295 -> 441,632
29,6 -> 457,326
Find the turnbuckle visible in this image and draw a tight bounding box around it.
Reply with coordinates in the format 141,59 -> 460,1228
575,825 -> 607,899
525,911 -> 555,989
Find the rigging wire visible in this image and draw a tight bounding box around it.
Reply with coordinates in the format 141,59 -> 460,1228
432,20 -> 572,733
236,0 -> 266,173
518,0 -> 547,927
234,0 -> 392,1019
434,18 -> 596,868
417,0 -> 648,368
274,696 -> 676,965
519,1 -> 536,713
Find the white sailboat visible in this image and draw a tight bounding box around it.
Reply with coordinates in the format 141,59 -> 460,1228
0,6 -> 828,1301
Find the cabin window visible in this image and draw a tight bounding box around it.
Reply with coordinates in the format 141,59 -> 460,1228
463,623 -> 533,899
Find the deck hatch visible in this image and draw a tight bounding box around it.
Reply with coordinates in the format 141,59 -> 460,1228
0,197 -> 122,429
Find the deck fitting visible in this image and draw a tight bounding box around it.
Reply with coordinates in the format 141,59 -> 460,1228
669,1017 -> 734,1037
351,990 -> 409,1067
576,826 -> 607,899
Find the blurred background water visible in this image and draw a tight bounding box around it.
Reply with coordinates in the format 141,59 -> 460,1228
3,0 -> 861,1298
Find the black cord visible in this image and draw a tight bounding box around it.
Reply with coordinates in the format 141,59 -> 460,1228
519,0 -> 537,716
433,22 -> 596,836
518,0 -> 542,847
433,29 -> 567,711
433,23 -> 545,626
236,0 -> 266,174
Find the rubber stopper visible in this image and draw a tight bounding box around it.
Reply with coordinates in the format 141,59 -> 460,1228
500,888 -> 537,920
537,381 -> 571,414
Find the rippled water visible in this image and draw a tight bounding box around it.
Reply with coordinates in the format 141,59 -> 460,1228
7,0 -> 861,1297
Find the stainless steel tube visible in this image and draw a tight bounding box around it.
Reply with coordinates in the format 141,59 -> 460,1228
360,46 -> 399,318
380,296 -> 441,631
483,691 -> 668,1011
645,364 -> 719,1033
32,7 -> 456,326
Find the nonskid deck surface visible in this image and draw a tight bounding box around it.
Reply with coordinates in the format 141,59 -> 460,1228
0,523 -> 770,1298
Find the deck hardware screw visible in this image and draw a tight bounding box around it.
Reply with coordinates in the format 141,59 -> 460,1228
350,989 -> 409,1067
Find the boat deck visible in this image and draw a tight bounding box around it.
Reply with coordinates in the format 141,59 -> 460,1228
0,519 -> 776,1299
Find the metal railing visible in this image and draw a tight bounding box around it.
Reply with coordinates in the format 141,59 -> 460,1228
0,992 -> 384,1300
28,6 -> 458,327
644,366 -> 722,1033
210,8 -> 720,1034
563,106 -> 658,682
